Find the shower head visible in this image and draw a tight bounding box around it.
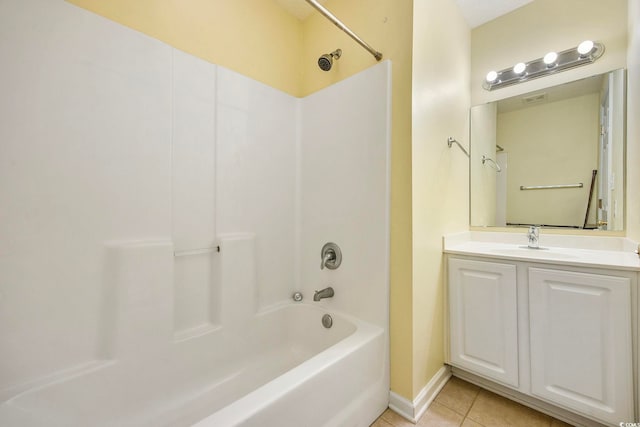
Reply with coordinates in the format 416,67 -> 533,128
318,49 -> 342,71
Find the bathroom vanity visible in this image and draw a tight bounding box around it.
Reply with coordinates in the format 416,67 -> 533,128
444,232 -> 639,427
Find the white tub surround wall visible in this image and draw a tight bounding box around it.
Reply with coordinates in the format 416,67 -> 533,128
300,63 -> 391,330
0,0 -> 391,425
443,232 -> 639,426
0,0 -> 173,390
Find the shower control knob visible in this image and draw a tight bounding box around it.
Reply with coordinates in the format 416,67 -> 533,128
320,242 -> 342,270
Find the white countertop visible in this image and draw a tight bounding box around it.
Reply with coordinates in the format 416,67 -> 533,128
444,232 -> 640,271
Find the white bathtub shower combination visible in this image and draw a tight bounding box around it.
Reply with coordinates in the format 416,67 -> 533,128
0,1 -> 391,426
1,304 -> 385,426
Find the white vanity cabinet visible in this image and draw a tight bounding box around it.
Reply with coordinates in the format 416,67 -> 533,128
447,255 -> 636,426
448,258 -> 519,387
528,268 -> 634,425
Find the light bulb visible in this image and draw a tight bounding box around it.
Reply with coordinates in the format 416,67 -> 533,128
486,70 -> 498,83
577,40 -> 594,56
513,62 -> 526,75
543,52 -> 558,66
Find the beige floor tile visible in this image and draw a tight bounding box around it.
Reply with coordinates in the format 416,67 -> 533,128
551,419 -> 574,427
370,417 -> 395,427
417,402 -> 464,427
380,408 -> 416,427
434,377 -> 481,416
461,419 -> 484,427
466,390 -> 552,427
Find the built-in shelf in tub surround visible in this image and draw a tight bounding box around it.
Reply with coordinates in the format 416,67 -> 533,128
444,231 -> 640,271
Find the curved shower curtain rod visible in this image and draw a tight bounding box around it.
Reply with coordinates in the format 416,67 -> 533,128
304,0 -> 383,61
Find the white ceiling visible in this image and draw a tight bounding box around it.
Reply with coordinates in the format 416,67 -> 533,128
454,0 -> 535,28
276,0 -> 534,25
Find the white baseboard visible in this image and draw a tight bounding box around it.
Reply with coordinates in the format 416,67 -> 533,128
389,365 -> 451,423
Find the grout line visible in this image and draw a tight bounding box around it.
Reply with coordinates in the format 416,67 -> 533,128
462,387 -> 481,418
460,388 -> 482,427
431,379 -> 482,420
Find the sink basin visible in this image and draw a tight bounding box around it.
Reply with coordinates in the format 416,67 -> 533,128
444,231 -> 640,270
490,246 -> 578,259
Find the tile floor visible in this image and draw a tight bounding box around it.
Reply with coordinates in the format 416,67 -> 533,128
371,376 -> 574,427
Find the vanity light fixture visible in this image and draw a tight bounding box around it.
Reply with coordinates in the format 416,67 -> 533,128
483,40 -> 604,91
513,62 -> 527,75
577,40 -> 595,56
486,70 -> 498,83
543,51 -> 558,67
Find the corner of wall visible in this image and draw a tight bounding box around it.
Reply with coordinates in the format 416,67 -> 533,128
410,0 -> 471,401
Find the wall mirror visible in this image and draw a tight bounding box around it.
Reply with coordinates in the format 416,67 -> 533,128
470,69 -> 626,231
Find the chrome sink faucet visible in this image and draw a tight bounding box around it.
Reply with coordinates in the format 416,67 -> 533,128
527,226 -> 540,249
313,287 -> 334,301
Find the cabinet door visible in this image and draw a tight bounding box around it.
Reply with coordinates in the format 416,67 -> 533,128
448,258 -> 519,387
528,268 -> 633,425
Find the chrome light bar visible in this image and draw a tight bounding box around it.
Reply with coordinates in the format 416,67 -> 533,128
483,41 -> 604,91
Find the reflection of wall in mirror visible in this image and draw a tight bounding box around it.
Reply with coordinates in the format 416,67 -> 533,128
498,93 -> 599,227
470,103 -> 497,226
606,70 -> 625,231
496,152 -> 508,226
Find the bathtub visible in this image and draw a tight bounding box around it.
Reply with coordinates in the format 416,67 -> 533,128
0,303 -> 388,427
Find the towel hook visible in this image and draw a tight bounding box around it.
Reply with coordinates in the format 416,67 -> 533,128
482,155 -> 502,172
447,137 -> 469,157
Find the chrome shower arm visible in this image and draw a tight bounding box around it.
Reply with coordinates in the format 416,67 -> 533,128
304,0 -> 383,61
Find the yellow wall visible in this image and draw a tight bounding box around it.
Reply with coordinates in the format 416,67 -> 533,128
471,0 -> 628,105
66,0 -> 303,96
412,0 -> 470,398
470,103 -> 498,226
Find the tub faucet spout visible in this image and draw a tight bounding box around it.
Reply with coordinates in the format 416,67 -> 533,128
313,287 -> 334,301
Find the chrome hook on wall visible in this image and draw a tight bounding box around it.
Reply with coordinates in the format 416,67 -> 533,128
482,155 -> 502,172
447,137 -> 469,157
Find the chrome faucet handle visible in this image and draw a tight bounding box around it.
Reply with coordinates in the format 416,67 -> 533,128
320,242 -> 342,270
527,226 -> 540,248
320,250 -> 335,270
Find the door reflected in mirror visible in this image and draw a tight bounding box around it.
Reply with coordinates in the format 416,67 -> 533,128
470,69 -> 625,231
